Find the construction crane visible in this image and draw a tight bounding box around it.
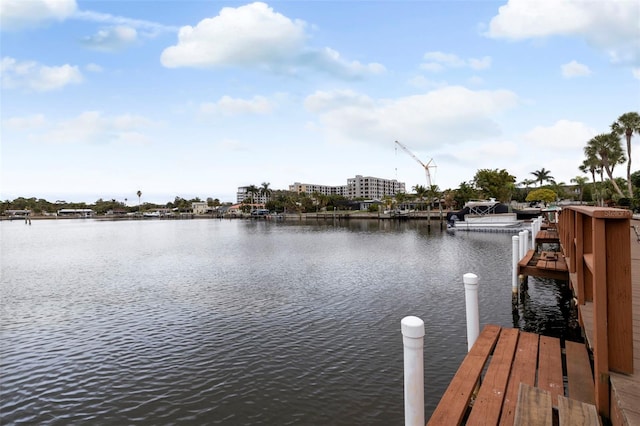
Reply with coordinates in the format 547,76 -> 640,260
394,140 -> 436,188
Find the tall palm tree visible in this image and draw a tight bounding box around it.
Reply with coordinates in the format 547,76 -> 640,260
584,133 -> 626,198
260,182 -> 272,204
580,156 -> 603,205
136,190 -> 142,213
245,185 -> 258,205
611,111 -> 640,198
531,168 -> 554,187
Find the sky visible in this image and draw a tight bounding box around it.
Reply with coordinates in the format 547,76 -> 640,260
1,0 -> 639,205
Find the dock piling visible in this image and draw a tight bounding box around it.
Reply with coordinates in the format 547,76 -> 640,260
401,316 -> 425,426
512,235 -> 519,296
463,273 -> 480,351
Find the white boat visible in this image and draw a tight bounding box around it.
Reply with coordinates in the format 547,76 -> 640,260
449,199 -> 524,232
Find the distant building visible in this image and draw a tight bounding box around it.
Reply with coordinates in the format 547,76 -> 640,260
191,202 -> 208,215
57,209 -> 94,218
289,175 -> 405,200
289,182 -> 348,197
5,209 -> 31,217
236,187 -> 269,204
346,175 -> 405,199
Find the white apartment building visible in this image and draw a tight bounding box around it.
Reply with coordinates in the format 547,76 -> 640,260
289,182 -> 348,197
288,175 -> 405,200
236,186 -> 269,204
346,175 -> 405,199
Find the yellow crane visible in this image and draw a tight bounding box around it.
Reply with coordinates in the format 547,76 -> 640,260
394,140 -> 436,188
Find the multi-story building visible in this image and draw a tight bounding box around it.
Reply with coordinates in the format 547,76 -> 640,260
237,186 -> 269,204
346,175 -> 405,199
288,182 -> 348,197
288,175 -> 404,200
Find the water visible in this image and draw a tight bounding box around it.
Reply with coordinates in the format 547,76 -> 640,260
0,218 -> 575,425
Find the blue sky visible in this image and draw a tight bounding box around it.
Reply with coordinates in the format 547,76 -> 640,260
1,0 -> 639,204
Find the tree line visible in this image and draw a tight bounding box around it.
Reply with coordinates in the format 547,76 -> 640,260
3,111 -> 638,215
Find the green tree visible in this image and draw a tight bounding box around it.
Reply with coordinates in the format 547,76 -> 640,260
525,188 -> 557,205
585,133 -> 626,198
611,111 -> 640,198
260,182 -> 272,203
570,176 -> 589,202
473,169 -> 516,202
530,168 -> 554,187
136,190 -> 142,213
412,184 -> 428,210
246,185 -> 259,205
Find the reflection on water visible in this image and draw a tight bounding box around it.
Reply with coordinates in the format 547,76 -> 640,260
0,218 -> 577,425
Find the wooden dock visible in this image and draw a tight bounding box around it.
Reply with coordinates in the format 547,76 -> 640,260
427,208 -> 637,425
428,325 -> 599,425
517,227 -> 569,281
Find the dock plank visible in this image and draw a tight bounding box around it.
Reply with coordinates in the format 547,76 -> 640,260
565,340 -> 595,404
537,335 -> 564,406
427,324 -> 500,426
466,328 -> 519,425
558,395 -> 600,425
498,332 -> 539,426
514,383 -> 552,426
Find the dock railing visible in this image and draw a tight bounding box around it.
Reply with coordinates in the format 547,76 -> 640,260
557,205 -> 633,418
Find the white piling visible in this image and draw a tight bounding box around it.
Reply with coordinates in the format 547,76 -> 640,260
519,230 -> 526,259
523,230 -> 529,254
512,235 -> 519,294
463,273 -> 480,352
401,316 -> 425,426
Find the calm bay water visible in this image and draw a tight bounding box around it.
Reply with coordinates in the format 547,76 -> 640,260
0,218 -> 575,425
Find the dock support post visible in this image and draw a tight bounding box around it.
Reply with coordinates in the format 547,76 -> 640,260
401,316 -> 425,426
512,235 -> 519,296
463,273 -> 480,351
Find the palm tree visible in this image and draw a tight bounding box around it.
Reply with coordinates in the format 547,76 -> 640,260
580,156 -> 603,205
260,182 -> 272,204
584,133 -> 626,198
570,176 -> 588,203
412,184 -> 428,210
531,168 -> 554,187
519,179 -> 536,188
611,112 -> 640,198
245,185 -> 258,205
136,190 -> 142,213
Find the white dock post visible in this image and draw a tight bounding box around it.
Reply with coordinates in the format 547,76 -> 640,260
401,316 -> 425,426
519,230 -> 526,259
512,235 -> 519,294
463,273 -> 480,351
523,229 -> 529,254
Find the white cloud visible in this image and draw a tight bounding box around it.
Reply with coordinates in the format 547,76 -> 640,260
1,57 -> 83,91
160,2 -> 384,77
82,26 -> 138,51
200,95 -> 274,116
420,51 -> 492,72
486,0 -> 640,65
633,68 -> 640,79
0,0 -> 77,31
304,86 -> 519,147
86,63 -> 103,72
3,114 -> 47,130
522,119 -> 597,150
73,10 -> 178,36
11,111 -> 157,145
561,60 -> 592,78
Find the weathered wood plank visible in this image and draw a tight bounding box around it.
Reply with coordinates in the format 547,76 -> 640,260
565,340 -> 595,405
498,332 -> 539,426
466,328 -> 519,425
427,324 -> 500,426
537,335 -> 563,406
557,395 -> 601,426
514,383 -> 552,426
